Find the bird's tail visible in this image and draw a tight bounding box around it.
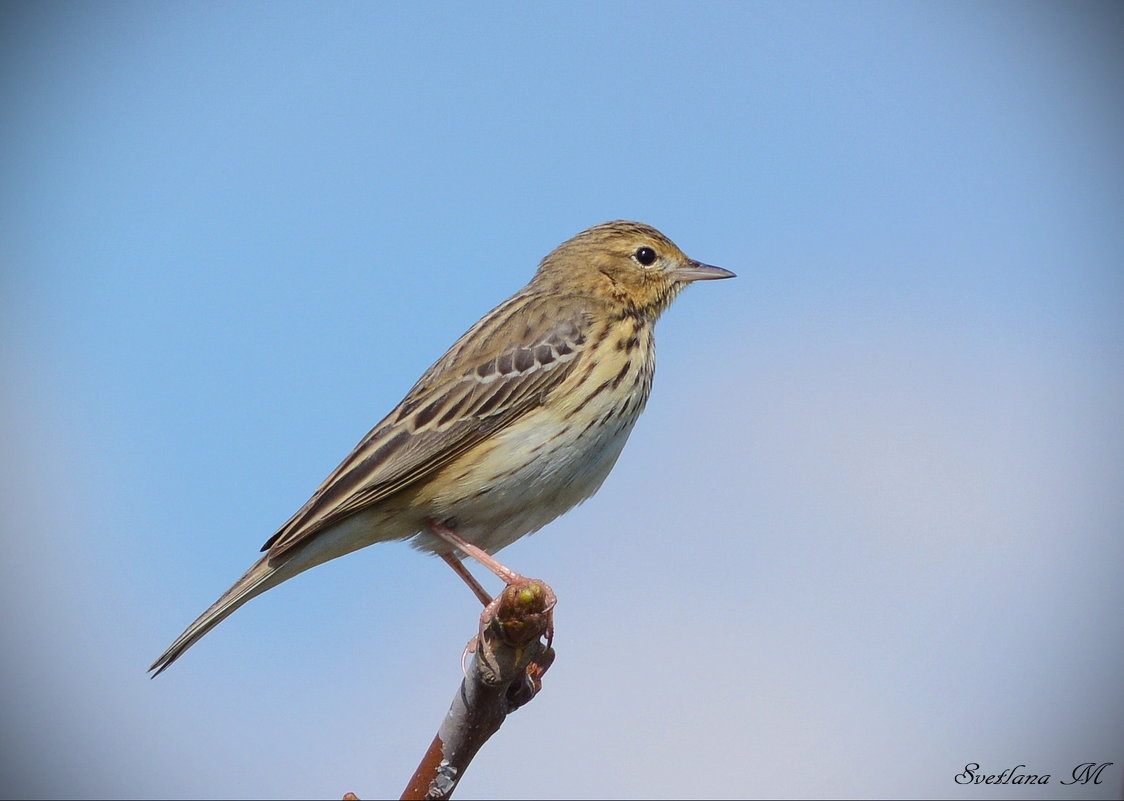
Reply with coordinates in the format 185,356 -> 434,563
148,553 -> 290,677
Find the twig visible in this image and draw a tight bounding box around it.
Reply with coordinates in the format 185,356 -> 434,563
397,579 -> 556,800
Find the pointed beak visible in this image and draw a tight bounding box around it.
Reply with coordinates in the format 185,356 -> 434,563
673,260 -> 737,283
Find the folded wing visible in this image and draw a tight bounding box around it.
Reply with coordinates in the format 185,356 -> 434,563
261,291 -> 591,559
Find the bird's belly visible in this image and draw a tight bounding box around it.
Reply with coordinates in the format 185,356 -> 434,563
414,405 -> 640,554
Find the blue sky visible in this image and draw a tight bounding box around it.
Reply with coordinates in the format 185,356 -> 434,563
2,2 -> 1122,798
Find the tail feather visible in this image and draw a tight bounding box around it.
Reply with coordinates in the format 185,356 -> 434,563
148,554 -> 286,677
150,512 -> 391,676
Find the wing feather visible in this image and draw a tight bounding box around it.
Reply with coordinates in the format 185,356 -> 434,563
261,292 -> 591,559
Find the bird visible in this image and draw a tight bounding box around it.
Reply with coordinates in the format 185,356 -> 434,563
149,220 -> 734,676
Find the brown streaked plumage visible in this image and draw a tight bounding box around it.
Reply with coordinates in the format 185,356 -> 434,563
149,220 -> 734,676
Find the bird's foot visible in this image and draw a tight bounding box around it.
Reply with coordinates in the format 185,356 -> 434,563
485,578 -> 556,649
477,579 -> 557,709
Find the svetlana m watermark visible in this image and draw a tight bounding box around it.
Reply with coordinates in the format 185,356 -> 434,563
955,762 -> 1114,786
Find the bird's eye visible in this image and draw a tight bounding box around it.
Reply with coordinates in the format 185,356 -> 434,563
634,246 -> 657,266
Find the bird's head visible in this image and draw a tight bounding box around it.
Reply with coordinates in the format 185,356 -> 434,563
535,220 -> 735,318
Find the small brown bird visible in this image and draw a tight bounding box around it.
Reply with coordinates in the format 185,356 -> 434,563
150,220 -> 734,675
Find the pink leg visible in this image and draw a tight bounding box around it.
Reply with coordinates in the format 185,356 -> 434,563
429,519 -> 556,648
439,551 -> 493,607
427,519 -> 523,585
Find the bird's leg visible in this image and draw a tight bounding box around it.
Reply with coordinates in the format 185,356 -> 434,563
439,551 -> 493,607
427,519 -> 523,585
427,519 -> 556,648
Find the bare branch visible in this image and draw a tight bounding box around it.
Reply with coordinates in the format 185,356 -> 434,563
390,579 -> 556,800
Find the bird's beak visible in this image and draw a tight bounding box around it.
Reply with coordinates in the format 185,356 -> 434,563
673,260 -> 736,283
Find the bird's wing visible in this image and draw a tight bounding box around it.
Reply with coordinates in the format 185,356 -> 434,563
260,291 -> 592,559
